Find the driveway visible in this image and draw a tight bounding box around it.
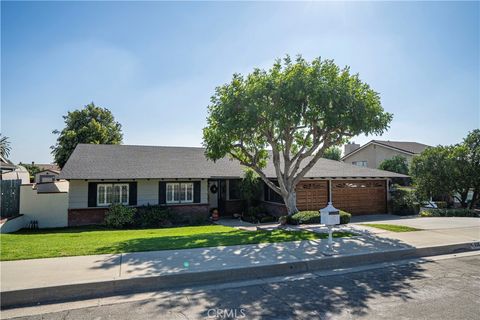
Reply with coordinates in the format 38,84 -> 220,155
351,214 -> 480,230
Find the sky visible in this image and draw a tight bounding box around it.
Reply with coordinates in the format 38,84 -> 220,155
1,1 -> 479,164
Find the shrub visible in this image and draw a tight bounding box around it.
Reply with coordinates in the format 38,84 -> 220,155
134,205 -> 175,228
420,208 -> 478,217
287,210 -> 351,225
434,201 -> 448,209
391,188 -> 420,215
340,211 -> 351,224
241,205 -> 276,224
105,204 -> 136,228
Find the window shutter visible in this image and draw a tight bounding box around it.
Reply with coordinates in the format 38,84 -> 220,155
88,182 -> 98,207
193,181 -> 201,203
129,182 -> 137,206
264,183 -> 269,201
159,181 -> 166,205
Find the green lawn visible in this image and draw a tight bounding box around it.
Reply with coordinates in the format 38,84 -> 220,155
362,223 -> 421,232
0,225 -> 353,261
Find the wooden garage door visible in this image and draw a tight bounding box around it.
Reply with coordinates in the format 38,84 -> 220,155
296,181 -> 328,211
332,180 -> 386,215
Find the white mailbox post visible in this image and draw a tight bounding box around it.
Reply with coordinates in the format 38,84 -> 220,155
320,180 -> 340,255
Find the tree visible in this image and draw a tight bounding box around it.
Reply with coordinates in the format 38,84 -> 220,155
52,103 -> 123,168
20,163 -> 41,182
203,56 -> 392,215
378,155 -> 409,175
0,134 -> 11,158
462,129 -> 480,208
411,130 -> 480,208
323,146 -> 342,161
239,169 -> 263,208
410,146 -> 453,201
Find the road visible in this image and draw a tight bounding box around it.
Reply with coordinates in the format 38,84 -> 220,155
6,253 -> 480,320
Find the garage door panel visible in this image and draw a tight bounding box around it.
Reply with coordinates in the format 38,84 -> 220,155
332,180 -> 386,215
296,181 -> 328,211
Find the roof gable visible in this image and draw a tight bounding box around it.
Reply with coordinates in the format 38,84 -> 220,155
342,140 -> 430,160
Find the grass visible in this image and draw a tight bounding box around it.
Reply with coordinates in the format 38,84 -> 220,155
0,225 -> 354,261
361,223 -> 421,232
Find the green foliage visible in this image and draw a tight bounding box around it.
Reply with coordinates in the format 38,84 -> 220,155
241,205 -> 275,224
378,155 -> 409,175
19,163 -> 41,181
287,210 -> 351,225
420,208 -> 478,218
0,134 -> 11,158
323,146 -> 342,161
390,187 -> 420,215
105,204 -> 136,228
434,201 -> 448,209
411,129 -> 480,209
239,169 -> 263,204
51,103 -> 123,168
203,55 -> 392,214
134,205 -> 175,228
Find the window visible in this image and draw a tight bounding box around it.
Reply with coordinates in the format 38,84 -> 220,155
264,183 -> 284,203
166,182 -> 194,204
228,180 -> 241,200
352,161 -> 368,167
97,184 -> 129,206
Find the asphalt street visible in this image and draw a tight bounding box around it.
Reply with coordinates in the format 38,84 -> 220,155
7,254 -> 480,320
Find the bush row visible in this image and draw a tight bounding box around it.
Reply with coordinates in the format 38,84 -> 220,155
287,210 -> 351,225
420,208 -> 478,218
105,204 -> 206,229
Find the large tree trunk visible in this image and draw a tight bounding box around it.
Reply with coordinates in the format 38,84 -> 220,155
284,190 -> 298,215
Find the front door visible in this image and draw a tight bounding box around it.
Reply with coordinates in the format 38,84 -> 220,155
218,180 -> 227,216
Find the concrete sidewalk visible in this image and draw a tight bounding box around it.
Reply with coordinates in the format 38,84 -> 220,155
1,223 -> 479,308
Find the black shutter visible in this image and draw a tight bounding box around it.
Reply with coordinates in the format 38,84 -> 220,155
264,183 -> 269,201
193,181 -> 201,203
159,181 -> 166,205
129,182 -> 137,206
88,182 -> 98,207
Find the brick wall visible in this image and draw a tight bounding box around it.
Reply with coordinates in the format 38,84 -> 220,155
69,204 -> 210,227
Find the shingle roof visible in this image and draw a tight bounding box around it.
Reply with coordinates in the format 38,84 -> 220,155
59,144 -> 408,180
372,140 -> 430,154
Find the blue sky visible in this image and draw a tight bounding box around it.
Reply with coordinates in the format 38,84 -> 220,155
1,1 -> 479,164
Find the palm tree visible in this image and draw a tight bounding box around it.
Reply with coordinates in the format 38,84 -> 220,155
0,134 -> 11,158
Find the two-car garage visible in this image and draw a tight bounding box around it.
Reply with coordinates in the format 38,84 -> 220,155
296,179 -> 387,215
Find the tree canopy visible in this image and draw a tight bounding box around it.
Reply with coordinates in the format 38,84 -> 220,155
410,129 -> 480,208
203,56 -> 392,214
0,134 -> 11,158
323,146 -> 342,161
378,155 -> 409,175
51,103 -> 123,168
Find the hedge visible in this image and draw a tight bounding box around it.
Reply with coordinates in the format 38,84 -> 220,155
287,210 -> 351,225
420,208 -> 478,218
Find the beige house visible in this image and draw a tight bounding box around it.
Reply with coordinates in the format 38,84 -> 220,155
341,140 -> 430,169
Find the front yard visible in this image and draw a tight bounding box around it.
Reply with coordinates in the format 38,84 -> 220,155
0,225 -> 353,261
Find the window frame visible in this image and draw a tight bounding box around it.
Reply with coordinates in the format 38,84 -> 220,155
352,161 -> 368,167
97,183 -> 129,206
166,182 -> 194,204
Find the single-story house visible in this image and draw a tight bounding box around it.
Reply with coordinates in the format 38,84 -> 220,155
59,144 -> 408,226
341,140 -> 431,169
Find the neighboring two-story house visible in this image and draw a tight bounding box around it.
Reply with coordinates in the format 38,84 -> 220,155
341,140 -> 431,169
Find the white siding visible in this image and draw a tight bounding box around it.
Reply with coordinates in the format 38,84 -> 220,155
69,180 -> 88,208
137,180 -> 159,206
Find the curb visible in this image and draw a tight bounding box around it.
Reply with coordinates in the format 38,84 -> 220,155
2,242 -> 479,309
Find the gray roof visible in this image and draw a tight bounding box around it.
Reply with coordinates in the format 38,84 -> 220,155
372,140 -> 430,154
59,144 -> 408,180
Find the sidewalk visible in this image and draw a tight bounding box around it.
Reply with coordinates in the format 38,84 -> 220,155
1,224 -> 479,308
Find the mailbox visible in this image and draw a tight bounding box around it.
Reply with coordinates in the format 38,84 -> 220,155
320,203 -> 340,226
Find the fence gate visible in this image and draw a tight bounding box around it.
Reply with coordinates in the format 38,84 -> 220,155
1,179 -> 21,218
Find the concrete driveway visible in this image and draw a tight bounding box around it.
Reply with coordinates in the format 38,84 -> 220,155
351,214 -> 480,230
